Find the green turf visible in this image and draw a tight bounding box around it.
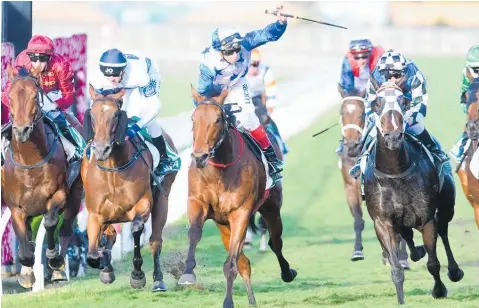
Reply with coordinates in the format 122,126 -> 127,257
3,57 -> 479,308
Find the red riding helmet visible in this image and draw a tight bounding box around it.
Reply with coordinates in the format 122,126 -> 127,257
26,35 -> 54,55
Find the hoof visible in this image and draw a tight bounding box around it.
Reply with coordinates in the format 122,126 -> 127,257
87,257 -> 101,269
448,268 -> 464,282
100,270 -> 116,284
351,250 -> 364,261
130,272 -> 146,289
152,280 -> 167,292
281,269 -> 297,283
411,245 -> 426,262
432,281 -> 448,299
399,260 -> 411,270
178,273 -> 197,285
51,270 -> 68,282
17,267 -> 35,289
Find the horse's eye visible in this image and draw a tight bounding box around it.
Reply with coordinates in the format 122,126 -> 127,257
215,118 -> 221,124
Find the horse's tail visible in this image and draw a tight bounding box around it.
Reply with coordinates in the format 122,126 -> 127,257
249,213 -> 259,235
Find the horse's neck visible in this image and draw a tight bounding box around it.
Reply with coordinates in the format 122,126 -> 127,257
375,136 -> 410,174
11,120 -> 49,165
213,129 -> 236,166
102,142 -> 134,169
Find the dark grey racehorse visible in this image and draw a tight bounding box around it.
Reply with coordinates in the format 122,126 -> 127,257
363,79 -> 464,304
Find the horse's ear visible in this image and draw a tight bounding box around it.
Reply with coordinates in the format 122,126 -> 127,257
7,64 -> 15,81
83,109 -> 94,141
191,84 -> 204,103
369,77 -> 380,91
110,89 -> 125,102
217,88 -> 228,105
337,83 -> 346,98
88,84 -> 98,100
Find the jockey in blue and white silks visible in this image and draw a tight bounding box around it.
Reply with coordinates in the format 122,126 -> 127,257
349,50 -> 450,179
195,9 -> 288,177
89,48 -> 180,176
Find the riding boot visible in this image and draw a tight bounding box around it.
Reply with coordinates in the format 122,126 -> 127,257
263,144 -> 284,175
349,134 -> 374,179
1,124 -> 12,166
52,112 -> 83,162
416,129 -> 450,168
450,131 -> 469,163
152,135 -> 180,176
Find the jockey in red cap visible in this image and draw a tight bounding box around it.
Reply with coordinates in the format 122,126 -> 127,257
1,34 -> 85,164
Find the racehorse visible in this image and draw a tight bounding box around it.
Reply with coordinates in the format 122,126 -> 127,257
364,78 -> 463,304
1,66 -> 83,288
81,85 -> 178,291
178,88 -> 297,308
337,85 -> 410,266
457,75 -> 479,229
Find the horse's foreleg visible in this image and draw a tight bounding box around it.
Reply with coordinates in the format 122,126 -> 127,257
130,214 -> 146,289
259,203 -> 297,284
178,198 -> 207,285
474,204 -> 479,230
373,219 -> 404,304
44,190 -> 67,274
399,227 -> 425,262
216,222 -> 256,306
345,183 -> 365,261
150,188 -> 168,292
422,219 -> 448,299
11,210 -> 35,288
59,177 -> 83,259
86,212 -> 103,269
99,225 -> 116,284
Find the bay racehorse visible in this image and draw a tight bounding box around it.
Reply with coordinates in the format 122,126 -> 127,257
457,75 -> 479,229
178,88 -> 296,308
1,66 -> 83,288
81,85 -> 178,291
364,79 -> 463,304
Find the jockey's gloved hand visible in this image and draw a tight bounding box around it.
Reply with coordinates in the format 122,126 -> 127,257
127,123 -> 141,138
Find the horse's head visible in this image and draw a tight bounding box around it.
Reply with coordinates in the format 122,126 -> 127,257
370,76 -> 408,150
7,65 -> 42,142
85,85 -> 127,161
190,87 -> 229,168
338,84 -> 366,156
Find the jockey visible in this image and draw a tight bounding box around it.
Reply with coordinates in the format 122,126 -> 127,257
336,39 -> 384,154
1,34 -> 85,163
450,44 -> 479,163
196,8 -> 287,177
89,48 -> 180,176
246,48 -> 289,155
349,50 -> 450,179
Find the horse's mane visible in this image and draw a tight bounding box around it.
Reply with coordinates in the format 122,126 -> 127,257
15,66 -> 31,78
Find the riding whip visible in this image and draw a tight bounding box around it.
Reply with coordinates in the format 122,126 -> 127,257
265,9 -> 348,29
312,123 -> 339,138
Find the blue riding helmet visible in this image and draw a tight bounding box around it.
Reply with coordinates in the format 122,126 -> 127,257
212,28 -> 243,51
99,48 -> 127,77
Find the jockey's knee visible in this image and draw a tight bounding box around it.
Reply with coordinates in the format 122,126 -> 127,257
406,122 -> 425,136
145,120 -> 163,138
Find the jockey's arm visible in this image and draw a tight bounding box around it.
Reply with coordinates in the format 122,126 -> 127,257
405,71 -> 428,131
364,78 -> 378,124
263,67 -> 277,112
197,63 -> 222,98
241,21 -> 287,51
51,58 -> 75,110
134,58 -> 162,128
340,57 -> 355,93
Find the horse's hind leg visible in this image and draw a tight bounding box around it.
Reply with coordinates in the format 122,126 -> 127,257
258,215 -> 268,252
422,219 -> 448,299
399,227 -> 426,262
99,225 -> 116,284
216,222 -> 256,306
436,176 -> 464,282
11,211 -> 35,288
373,219 -> 404,304
259,202 -> 297,284
130,215 -> 146,289
150,186 -> 169,292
